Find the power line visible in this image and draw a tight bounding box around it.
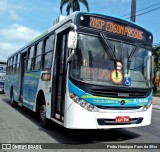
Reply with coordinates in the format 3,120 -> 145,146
125,6 -> 160,19
120,2 -> 160,18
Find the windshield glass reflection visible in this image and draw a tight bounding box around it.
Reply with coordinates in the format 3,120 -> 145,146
70,34 -> 151,88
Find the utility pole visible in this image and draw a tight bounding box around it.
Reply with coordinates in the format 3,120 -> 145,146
130,0 -> 136,22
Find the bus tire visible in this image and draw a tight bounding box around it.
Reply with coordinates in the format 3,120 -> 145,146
39,98 -> 49,128
10,90 -> 16,107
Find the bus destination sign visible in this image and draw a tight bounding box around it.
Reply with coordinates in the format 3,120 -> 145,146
77,15 -> 146,41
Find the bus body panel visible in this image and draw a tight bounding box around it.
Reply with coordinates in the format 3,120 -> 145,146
4,75 -> 10,95
22,71 -> 41,110
5,74 -> 19,100
64,100 -> 152,129
36,71 -> 52,118
5,70 -> 52,118
64,79 -> 152,129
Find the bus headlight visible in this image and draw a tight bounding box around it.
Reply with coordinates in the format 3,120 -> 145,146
74,96 -> 80,103
142,101 -> 152,111
80,99 -> 87,107
70,93 -> 95,111
87,104 -> 95,111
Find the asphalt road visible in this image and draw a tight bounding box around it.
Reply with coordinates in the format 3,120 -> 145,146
0,94 -> 160,152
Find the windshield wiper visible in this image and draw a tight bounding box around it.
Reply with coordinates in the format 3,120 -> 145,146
126,44 -> 139,75
127,44 -> 139,62
100,33 -> 117,61
100,33 -> 121,80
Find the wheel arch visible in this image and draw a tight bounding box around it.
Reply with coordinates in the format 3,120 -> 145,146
35,90 -> 45,113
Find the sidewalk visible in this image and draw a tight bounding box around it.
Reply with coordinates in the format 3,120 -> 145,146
152,96 -> 160,110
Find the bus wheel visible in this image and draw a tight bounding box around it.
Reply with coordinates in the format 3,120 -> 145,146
39,98 -> 49,128
10,90 -> 16,107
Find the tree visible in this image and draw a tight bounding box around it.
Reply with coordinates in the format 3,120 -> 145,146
60,0 -> 89,15
153,46 -> 160,69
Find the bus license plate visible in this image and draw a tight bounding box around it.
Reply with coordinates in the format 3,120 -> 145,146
115,116 -> 130,122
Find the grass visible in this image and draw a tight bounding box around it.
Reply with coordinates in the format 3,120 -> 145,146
153,87 -> 160,97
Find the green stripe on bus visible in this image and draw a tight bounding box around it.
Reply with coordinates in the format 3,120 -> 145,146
31,31 -> 48,43
25,73 -> 41,79
81,95 -> 130,102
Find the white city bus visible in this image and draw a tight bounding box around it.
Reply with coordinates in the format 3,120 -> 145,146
5,12 -> 153,129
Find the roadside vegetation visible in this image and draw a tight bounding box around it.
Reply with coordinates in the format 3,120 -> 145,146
153,87 -> 160,97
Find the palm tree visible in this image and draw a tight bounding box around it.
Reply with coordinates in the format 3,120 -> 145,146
60,0 -> 89,15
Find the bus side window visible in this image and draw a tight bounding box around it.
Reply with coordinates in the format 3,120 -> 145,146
6,59 -> 10,74
13,55 -> 18,73
9,58 -> 11,74
43,34 -> 54,69
10,57 -> 13,74
16,54 -> 20,73
27,46 -> 34,71
33,41 -> 43,70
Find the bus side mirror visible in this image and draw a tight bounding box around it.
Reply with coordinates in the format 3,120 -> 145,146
68,31 -> 77,50
67,31 -> 77,63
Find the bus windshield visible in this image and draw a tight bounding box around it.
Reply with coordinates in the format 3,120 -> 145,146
70,34 -> 152,88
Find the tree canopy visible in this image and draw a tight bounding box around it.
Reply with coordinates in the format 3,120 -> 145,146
60,0 -> 89,15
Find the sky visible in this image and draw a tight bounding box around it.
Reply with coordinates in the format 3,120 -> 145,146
0,0 -> 160,61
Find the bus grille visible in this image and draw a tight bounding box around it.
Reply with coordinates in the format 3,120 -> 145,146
97,118 -> 143,125
90,88 -> 149,98
96,106 -> 142,110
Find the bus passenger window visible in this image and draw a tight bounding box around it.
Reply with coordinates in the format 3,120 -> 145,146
27,46 -> 34,71
34,41 -> 43,70
13,55 -> 18,73
6,60 -> 9,74
43,35 -> 54,69
10,57 -> 13,73
16,54 -> 20,73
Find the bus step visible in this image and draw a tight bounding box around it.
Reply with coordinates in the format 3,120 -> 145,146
51,118 -> 64,126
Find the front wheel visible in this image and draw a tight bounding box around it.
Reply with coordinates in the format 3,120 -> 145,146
39,98 -> 49,128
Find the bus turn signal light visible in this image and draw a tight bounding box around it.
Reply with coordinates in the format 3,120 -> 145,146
41,73 -> 51,81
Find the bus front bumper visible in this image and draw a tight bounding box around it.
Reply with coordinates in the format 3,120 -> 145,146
64,101 -> 152,129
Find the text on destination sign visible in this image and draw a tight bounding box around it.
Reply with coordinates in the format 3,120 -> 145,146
89,16 -> 143,40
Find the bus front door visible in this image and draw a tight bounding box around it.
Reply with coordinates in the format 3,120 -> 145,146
18,52 -> 27,105
51,32 -> 68,122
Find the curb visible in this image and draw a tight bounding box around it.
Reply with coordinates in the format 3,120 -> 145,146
152,105 -> 160,110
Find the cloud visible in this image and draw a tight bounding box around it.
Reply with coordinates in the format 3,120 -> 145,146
0,0 -> 24,20
0,24 -> 41,42
9,10 -> 22,20
0,24 -> 41,60
0,42 -> 18,61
